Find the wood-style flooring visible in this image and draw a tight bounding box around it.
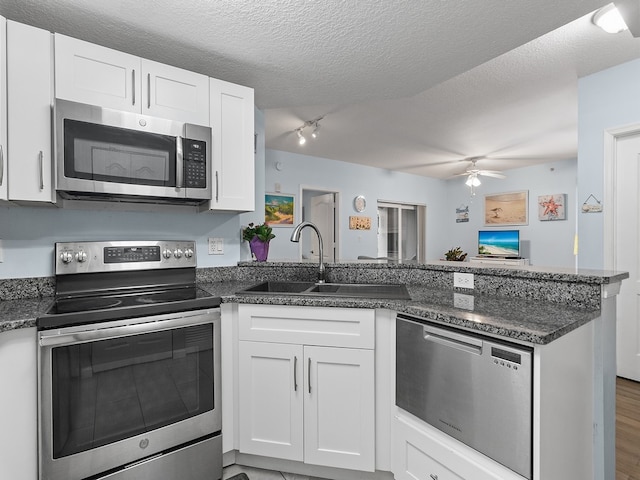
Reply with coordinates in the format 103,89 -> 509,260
617,376 -> 640,480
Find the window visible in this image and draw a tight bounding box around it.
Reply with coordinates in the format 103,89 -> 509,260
377,201 -> 425,261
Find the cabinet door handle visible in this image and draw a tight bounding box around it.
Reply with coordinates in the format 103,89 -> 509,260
308,357 -> 312,394
0,144 -> 4,186
215,171 -> 219,202
132,70 -> 136,106
430,474 -> 438,480
147,73 -> 151,109
38,151 -> 44,190
294,356 -> 298,392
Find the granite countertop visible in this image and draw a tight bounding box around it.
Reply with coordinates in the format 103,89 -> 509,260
198,280 -> 600,345
0,275 -> 609,345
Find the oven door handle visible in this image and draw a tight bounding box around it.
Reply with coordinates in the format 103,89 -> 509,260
39,314 -> 215,347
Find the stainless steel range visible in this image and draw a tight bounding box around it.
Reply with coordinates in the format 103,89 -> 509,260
37,241 -> 222,480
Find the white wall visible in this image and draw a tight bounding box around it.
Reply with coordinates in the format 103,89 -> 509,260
578,58 -> 640,269
446,158 -> 578,268
0,108 -> 265,279
264,149 -> 450,261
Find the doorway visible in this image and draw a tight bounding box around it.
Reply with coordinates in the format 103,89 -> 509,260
604,125 -> 640,382
300,187 -> 340,262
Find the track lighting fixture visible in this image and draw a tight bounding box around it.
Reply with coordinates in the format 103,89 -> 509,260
294,116 -> 324,146
296,129 -> 306,145
311,121 -> 320,139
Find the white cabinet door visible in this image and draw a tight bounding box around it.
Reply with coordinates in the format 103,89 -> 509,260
7,21 -> 55,203
207,78 -> 254,212
55,35 -> 210,125
238,341 -> 304,461
0,16 -> 7,201
0,328 -> 38,480
54,33 -> 140,112
142,59 -> 209,125
304,346 -> 375,472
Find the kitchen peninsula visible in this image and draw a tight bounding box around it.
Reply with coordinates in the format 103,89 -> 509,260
0,261 -> 628,480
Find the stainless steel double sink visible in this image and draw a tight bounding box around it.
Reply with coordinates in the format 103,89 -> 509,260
237,281 -> 411,300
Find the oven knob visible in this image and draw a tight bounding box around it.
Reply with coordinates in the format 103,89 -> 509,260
60,251 -> 74,264
162,249 -> 172,259
184,248 -> 194,258
75,250 -> 87,263
173,249 -> 183,259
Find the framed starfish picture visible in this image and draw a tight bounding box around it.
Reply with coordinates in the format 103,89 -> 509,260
538,194 -> 566,221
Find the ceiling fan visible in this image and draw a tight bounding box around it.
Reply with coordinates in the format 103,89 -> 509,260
454,157 -> 506,188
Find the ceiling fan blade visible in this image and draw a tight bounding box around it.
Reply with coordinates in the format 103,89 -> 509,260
478,170 -> 506,179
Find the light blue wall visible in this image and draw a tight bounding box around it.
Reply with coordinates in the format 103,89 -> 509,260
578,58 -> 640,269
264,149 -> 450,261
446,158 -> 577,268
0,108 -> 265,279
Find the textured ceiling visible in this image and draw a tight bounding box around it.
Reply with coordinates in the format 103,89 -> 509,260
1,0 -> 638,178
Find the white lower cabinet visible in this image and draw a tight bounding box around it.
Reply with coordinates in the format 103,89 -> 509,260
392,413 -> 524,480
237,305 -> 375,472
0,327 -> 37,480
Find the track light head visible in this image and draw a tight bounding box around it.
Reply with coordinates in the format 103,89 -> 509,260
296,129 -> 306,145
311,122 -> 320,139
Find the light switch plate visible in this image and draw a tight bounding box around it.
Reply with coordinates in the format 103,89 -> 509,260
208,237 -> 224,255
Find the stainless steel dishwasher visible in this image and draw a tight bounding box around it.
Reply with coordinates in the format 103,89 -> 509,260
396,314 -> 533,480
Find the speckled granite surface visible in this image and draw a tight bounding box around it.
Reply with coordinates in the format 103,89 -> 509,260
0,262 -> 627,344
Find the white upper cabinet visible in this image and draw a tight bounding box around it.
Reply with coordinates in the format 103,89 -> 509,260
54,34 -> 209,125
7,21 -> 55,203
0,17 -> 7,202
207,78 -> 255,212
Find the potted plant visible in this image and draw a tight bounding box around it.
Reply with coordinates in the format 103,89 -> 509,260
444,246 -> 467,261
242,222 -> 276,261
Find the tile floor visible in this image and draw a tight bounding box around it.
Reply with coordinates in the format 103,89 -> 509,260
223,464 -> 328,480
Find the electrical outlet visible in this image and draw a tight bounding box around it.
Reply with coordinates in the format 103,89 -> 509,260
453,292 -> 474,310
453,272 -> 474,289
208,237 -> 224,255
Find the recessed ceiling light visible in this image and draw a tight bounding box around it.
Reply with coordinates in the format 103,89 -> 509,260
593,4 -> 629,33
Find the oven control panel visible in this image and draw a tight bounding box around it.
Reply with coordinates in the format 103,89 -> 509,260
55,241 -> 197,274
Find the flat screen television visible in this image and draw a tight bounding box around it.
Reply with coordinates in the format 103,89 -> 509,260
478,230 -> 520,257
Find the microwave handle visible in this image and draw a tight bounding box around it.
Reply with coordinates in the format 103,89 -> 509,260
176,137 -> 184,189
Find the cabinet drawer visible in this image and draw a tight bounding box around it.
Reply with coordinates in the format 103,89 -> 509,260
238,304 -> 374,349
392,413 -> 526,480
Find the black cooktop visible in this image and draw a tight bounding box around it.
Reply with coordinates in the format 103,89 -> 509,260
37,285 -> 221,330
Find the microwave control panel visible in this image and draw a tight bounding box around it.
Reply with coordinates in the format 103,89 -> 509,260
183,139 -> 207,188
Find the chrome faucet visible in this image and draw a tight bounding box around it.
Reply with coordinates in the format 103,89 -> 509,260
290,221 -> 325,283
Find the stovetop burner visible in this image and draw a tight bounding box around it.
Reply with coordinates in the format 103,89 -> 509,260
37,240 -> 221,330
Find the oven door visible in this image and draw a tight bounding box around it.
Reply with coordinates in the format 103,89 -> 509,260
38,308 -> 221,480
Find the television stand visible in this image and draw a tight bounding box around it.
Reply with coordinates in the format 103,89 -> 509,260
470,256 -> 529,266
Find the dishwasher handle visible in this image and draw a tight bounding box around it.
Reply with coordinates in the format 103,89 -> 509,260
423,325 -> 482,355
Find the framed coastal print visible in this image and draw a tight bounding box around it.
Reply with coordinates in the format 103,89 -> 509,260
484,191 -> 528,226
538,193 -> 567,221
265,193 -> 295,226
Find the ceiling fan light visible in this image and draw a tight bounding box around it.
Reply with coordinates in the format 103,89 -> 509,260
593,4 -> 628,33
466,174 -> 481,187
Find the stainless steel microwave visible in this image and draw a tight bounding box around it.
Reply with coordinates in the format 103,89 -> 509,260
54,99 -> 212,205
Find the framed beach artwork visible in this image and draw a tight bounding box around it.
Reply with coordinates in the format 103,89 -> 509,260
538,193 -> 567,221
265,193 -> 295,226
484,191 -> 528,226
